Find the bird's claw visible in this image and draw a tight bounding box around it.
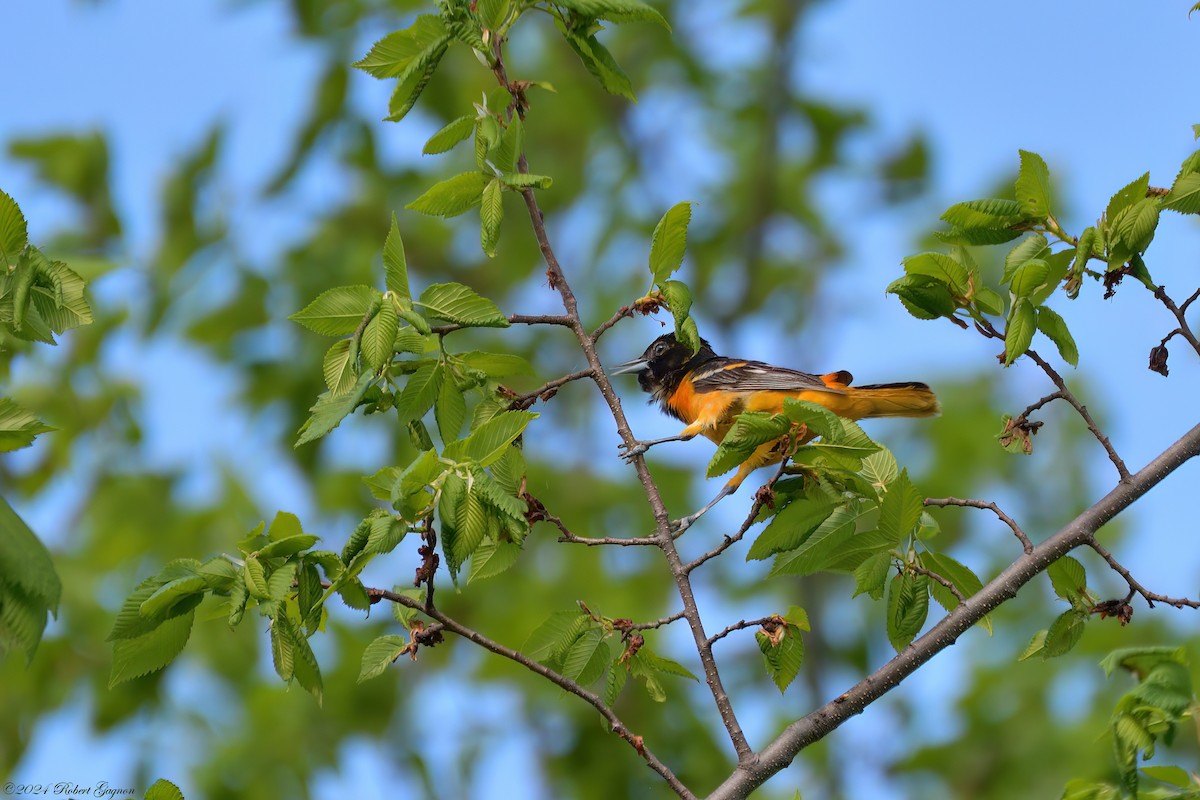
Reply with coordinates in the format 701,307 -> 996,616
618,440 -> 649,463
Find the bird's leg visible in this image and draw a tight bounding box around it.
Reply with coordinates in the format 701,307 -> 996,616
619,421 -> 706,463
671,484 -> 735,535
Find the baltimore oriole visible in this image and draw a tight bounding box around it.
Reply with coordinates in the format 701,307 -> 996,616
614,333 -> 939,529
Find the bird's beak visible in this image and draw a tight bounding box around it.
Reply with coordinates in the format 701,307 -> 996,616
610,357 -> 648,375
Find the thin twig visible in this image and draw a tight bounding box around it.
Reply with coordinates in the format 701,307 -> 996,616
527,496 -> 659,547
924,497 -> 1033,554
910,565 -> 965,603
1154,286 -> 1200,358
1086,537 -> 1200,610
509,367 -> 596,410
628,610 -> 688,631
685,460 -> 791,573
591,303 -> 636,342
372,586 -> 695,799
706,617 -> 778,648
430,313 -> 573,336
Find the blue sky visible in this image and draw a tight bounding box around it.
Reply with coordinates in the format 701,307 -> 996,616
5,1 -> 1200,798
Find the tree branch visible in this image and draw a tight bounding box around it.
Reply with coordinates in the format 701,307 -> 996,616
708,421 -> 1200,799
1086,537 -> 1200,610
684,461 -> 791,573
509,367 -> 596,410
430,313 -> 573,336
923,497 -> 1033,554
707,617 -> 778,649
1153,286 -> 1200,358
369,586 -> 696,799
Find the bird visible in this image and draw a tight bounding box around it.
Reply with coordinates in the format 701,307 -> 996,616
613,332 -> 939,530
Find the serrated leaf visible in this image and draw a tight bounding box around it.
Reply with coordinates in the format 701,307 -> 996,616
256,534 -> 320,560
1140,765 -> 1194,789
492,115 -> 524,173
886,274 -> 956,320
407,172 -> 491,217
1115,197 -> 1160,254
276,614 -> 323,702
143,779 -> 185,800
934,226 -> 1022,246
1008,258 -> 1049,299
322,338 -> 358,396
480,178 -> 504,258
524,610 -> 589,665
604,659 -> 628,707
886,572 -> 929,652
923,551 -> 992,634
707,412 -> 790,478
468,538 -> 522,582
1015,149 -> 1052,218
498,171 -> 553,189
444,410 -> 537,466
1003,298 -> 1035,366
562,627 -> 611,686
771,501 -> 875,576
746,494 -> 841,562
0,189 -> 29,268
975,286 -> 1005,317
417,282 -> 509,327
0,397 -> 55,452
109,609 -> 195,687
902,252 -> 969,295
853,551 -> 891,599
1048,555 -> 1087,603
1105,173 -> 1150,226
878,470 -> 923,542
138,576 -> 207,619
383,215 -> 410,301
860,449 -> 898,492
435,377 -> 466,442
423,115 -> 476,155
1001,233 -> 1051,285
244,557 -> 270,599
559,27 -> 636,101
354,16 -> 449,78
394,361 -> 443,425
358,634 -> 409,682
1042,609 -> 1086,659
362,295 -> 399,371
290,285 -> 378,336
455,351 -> 535,377
1163,171 -> 1200,215
553,0 -> 670,28
1018,629 -> 1048,662
648,201 -> 692,283
295,372 -> 376,446
756,623 -> 804,693
658,279 -> 701,355
939,197 -> 1024,229
449,487 -> 487,574
1035,306 -> 1078,366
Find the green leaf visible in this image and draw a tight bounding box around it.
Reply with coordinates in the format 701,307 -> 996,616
1163,171 -> 1200,215
322,338 -> 358,396
902,252 -> 969,295
933,226 -> 1022,246
295,372 -> 376,446
480,178 -> 504,258
524,610 -> 589,665
354,15 -> 451,122
878,470 -> 923,542
553,0 -> 670,28
468,538 -> 522,582
886,572 -> 929,652
861,449 -> 898,493
1114,197 -> 1160,254
383,215 -> 410,301
604,658 -> 628,707
1042,609 -> 1087,659
362,297 -> 399,371
1048,555 -> 1087,603
0,189 -> 29,268
559,27 -> 636,101
394,361 -> 443,425
1035,306 -> 1078,366
143,779 -> 185,800
1003,298 -> 1035,366
435,376 -> 466,442
423,115 -> 476,155
406,172 -> 491,218
922,551 -> 992,634
455,351 -> 535,377
756,623 -> 805,693
747,493 -> 841,562
449,487 -> 487,574
1001,233 -> 1050,285
939,197 -> 1024,229
290,285 -> 378,336
1105,172 -> 1150,226
659,279 -> 701,355
0,397 -> 55,451
853,551 -> 891,599
445,410 -> 537,466
562,627 -> 611,686
649,201 -> 692,284
499,172 -> 553,190
707,412 -> 790,478
358,634 -> 409,682
257,534 -> 320,560
1008,258 -> 1049,299
886,274 -> 956,320
492,115 -> 524,173
771,501 -> 875,576
138,575 -> 206,619
243,557 -> 270,599
275,614 -> 323,702
1015,149 -> 1052,218
1018,629 -> 1048,662
417,282 -> 509,327
109,609 -> 195,687
1140,765 -> 1194,789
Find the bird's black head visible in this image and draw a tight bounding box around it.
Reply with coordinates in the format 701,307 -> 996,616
613,333 -> 718,403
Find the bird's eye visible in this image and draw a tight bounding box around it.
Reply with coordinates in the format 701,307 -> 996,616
653,342 -> 668,356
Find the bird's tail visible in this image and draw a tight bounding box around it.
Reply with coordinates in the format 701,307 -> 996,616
839,382 -> 941,420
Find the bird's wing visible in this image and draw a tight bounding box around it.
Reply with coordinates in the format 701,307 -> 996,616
689,359 -> 850,394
